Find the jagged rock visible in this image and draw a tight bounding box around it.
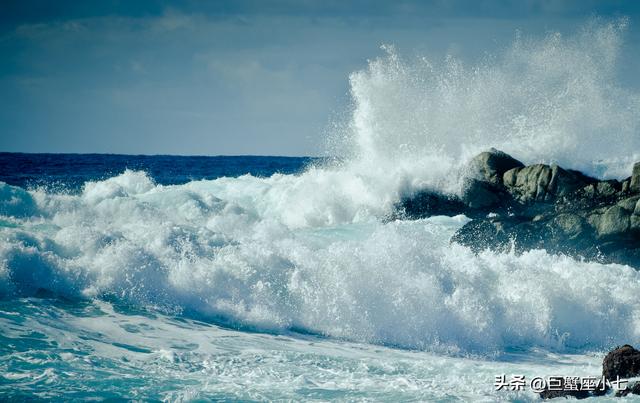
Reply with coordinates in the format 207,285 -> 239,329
602,345 -> 640,380
396,148 -> 640,267
597,180 -> 620,198
504,164 -> 552,202
503,163 -> 595,204
550,165 -> 597,199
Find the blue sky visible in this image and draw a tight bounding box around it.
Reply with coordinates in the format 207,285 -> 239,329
1,0 -> 639,156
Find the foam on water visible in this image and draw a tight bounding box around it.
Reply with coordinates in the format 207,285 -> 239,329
2,20 -> 640,362
0,298 -> 605,401
2,168 -> 640,355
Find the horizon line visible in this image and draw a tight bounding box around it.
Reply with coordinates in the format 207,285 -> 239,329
0,151 -> 330,159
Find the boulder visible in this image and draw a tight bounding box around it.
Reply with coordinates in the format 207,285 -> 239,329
596,206 -> 631,239
602,345 -> 640,380
504,164 -> 553,203
466,148 -> 524,185
596,180 -> 620,198
460,148 -> 524,209
450,217 -> 513,253
549,165 -> 597,199
503,163 -> 595,204
460,178 -> 503,209
552,213 -> 589,239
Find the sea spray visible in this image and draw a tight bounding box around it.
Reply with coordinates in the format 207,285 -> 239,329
2,20 -> 640,356
333,18 -> 640,191
2,170 -> 640,354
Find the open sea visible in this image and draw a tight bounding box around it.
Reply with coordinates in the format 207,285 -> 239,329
3,21 -> 640,402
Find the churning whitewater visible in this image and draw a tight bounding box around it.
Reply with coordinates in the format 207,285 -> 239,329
2,20 -> 640,400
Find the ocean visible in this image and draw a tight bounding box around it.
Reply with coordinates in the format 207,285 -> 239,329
0,152 -> 635,402
3,21 -> 640,402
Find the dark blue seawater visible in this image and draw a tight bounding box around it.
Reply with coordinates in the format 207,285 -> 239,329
0,152 -> 315,192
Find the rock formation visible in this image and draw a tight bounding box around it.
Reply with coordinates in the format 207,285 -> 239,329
538,345 -> 640,399
396,148 -> 640,267
603,345 -> 640,381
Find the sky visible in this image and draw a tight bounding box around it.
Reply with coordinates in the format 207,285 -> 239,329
1,0 -> 640,156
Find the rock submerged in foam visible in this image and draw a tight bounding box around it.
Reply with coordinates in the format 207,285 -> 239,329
396,148 -> 640,267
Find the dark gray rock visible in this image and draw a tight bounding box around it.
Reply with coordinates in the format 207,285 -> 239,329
552,213 -> 590,239
596,205 -> 631,239
396,148 -> 640,267
617,196 -> 640,212
603,345 -> 640,380
460,148 -> 524,209
549,165 -> 597,199
504,164 -> 553,203
466,148 -> 524,185
396,190 -> 467,220
622,178 -> 631,193
597,180 -> 620,198
450,216 -> 514,253
503,163 -> 596,204
460,178 -> 503,209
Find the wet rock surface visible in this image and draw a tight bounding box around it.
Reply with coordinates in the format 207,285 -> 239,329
397,148 -> 640,267
603,345 -> 640,380
538,345 -> 640,399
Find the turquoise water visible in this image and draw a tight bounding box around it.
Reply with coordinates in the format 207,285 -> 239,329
4,21 -> 640,400
0,297 -> 606,401
0,155 -> 634,400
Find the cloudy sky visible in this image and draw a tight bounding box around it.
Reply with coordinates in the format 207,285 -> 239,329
1,0 -> 639,156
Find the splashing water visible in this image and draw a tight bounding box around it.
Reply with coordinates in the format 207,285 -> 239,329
2,20 -> 640,400
339,18 -> 640,190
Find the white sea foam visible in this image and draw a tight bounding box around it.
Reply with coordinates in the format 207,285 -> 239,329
2,20 -> 640,355
330,20 -> 639,203
2,170 -> 640,354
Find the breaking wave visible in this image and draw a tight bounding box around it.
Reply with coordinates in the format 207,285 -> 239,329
2,20 -> 640,355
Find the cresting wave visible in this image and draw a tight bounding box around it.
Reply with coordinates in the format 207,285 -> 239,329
3,174 -> 640,355
2,20 -> 640,355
